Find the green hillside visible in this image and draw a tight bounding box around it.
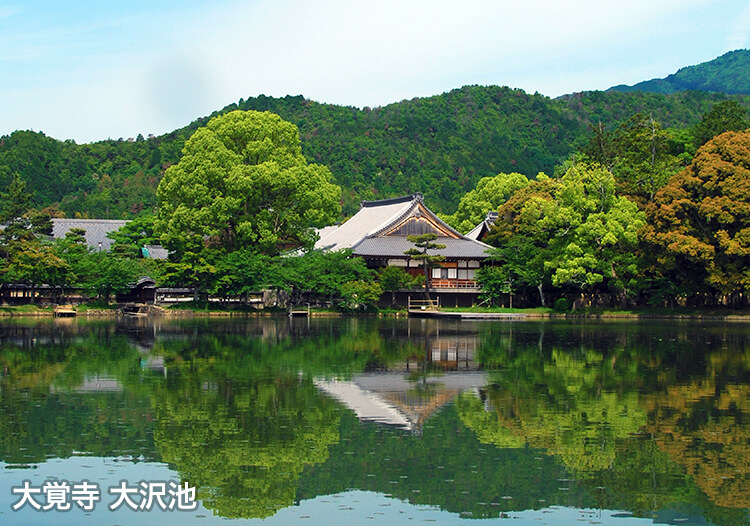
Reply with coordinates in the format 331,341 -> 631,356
2,58 -> 750,218
608,49 -> 750,95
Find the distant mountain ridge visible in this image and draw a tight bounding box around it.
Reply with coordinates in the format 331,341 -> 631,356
608,49 -> 750,95
1,52 -> 750,219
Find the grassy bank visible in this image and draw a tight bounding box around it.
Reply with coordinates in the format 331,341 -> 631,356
1,302 -> 749,320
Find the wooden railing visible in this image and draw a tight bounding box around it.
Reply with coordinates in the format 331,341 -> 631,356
429,280 -> 480,290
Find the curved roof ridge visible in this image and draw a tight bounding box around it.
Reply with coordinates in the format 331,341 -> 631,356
360,193 -> 422,208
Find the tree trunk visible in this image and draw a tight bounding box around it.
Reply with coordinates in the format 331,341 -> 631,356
423,261 -> 432,302
537,282 -> 545,307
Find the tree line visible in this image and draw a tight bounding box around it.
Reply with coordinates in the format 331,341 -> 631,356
1,101 -> 749,310
2,86 -> 748,219
470,102 -> 750,309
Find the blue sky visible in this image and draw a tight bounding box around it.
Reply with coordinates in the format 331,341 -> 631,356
1,0 -> 749,143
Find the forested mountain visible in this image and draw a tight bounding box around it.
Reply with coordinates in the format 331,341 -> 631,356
1,53 -> 749,217
608,49 -> 750,95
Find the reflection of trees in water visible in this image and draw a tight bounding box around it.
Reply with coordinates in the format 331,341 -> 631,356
3,318 -> 750,522
460,323 -> 750,520
457,356 -> 645,475
0,323 -> 157,463
152,374 -> 340,519
641,347 -> 750,509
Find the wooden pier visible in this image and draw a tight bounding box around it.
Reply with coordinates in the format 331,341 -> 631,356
53,305 -> 77,317
288,305 -> 311,317
408,309 -> 526,320
407,298 -> 526,320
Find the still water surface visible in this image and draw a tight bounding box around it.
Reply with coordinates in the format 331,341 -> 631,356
0,317 -> 748,525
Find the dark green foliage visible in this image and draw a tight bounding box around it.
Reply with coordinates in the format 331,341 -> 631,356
560,89 -> 750,131
608,49 -> 750,95
581,113 -> 681,203
476,266 -> 513,306
278,250 -> 374,307
692,100 -> 749,147
377,266 -> 418,306
0,174 -> 48,251
2,86 -> 750,219
405,234 -> 446,300
108,214 -> 157,258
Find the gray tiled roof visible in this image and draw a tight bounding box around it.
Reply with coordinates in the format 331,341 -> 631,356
314,195 -> 416,251
315,193 -> 491,259
464,222 -> 485,241
465,211 -> 498,241
51,219 -> 129,251
353,236 -> 490,259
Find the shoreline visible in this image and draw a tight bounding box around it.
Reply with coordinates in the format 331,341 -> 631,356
2,306 -> 750,322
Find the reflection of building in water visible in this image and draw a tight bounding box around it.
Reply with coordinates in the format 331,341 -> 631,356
392,334 -> 479,373
426,336 -> 477,370
50,374 -> 124,393
315,371 -> 487,434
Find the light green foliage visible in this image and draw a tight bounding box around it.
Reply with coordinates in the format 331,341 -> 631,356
153,375 -> 340,519
488,166 -> 644,300
442,172 -> 529,233
543,164 -> 645,291
337,280 -> 383,311
462,336 -> 647,478
6,241 -> 70,292
156,110 -> 341,257
475,266 -> 513,306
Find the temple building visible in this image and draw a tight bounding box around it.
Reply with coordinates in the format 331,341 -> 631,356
315,193 -> 491,305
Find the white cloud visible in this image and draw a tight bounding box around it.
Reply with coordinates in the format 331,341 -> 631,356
728,3 -> 750,49
0,0 -> 746,142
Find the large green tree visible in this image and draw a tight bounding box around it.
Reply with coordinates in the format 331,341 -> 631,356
642,130 -> 750,300
488,166 -> 644,304
155,110 -> 341,258
442,172 -> 529,233
545,164 -> 644,296
485,176 -> 560,306
582,113 -> 680,204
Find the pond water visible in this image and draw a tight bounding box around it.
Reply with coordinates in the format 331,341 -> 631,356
0,317 -> 748,525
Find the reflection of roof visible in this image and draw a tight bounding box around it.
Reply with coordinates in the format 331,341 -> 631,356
314,379 -> 414,430
314,194 -> 490,259
315,371 -> 487,433
52,219 -> 128,251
